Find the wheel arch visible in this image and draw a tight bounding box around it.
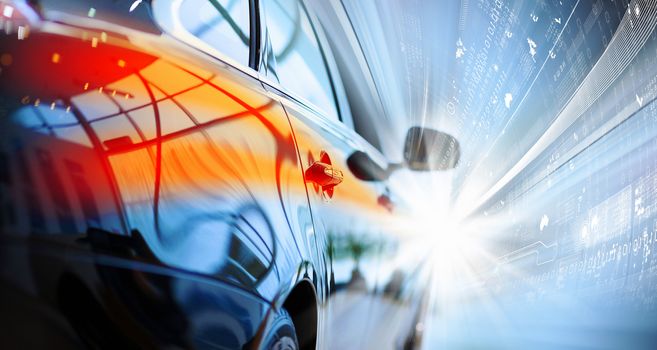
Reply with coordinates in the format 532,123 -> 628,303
283,278 -> 318,350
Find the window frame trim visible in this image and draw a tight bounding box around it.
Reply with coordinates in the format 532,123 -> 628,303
248,0 -> 262,70
257,0 -> 345,124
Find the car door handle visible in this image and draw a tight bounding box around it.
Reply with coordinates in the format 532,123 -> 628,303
306,151 -> 343,199
305,161 -> 344,188
305,162 -> 344,200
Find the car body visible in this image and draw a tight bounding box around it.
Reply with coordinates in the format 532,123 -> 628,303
0,0 -> 435,349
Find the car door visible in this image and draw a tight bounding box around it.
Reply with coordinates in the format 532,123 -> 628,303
127,0 -> 319,307
258,0 -> 403,347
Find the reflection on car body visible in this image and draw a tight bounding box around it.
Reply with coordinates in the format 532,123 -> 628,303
0,0 -> 448,349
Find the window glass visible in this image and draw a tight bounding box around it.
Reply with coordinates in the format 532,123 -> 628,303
264,0 -> 339,120
169,0 -> 251,65
38,0 -> 161,34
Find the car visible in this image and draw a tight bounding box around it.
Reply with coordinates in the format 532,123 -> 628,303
0,0 -> 459,349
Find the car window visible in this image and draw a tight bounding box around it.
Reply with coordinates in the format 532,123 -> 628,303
155,0 -> 251,66
36,0 -> 161,34
264,0 -> 339,121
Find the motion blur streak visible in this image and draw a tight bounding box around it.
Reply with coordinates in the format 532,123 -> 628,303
334,0 -> 657,348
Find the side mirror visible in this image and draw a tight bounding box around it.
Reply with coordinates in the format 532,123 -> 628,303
347,151 -> 396,182
347,127 -> 460,182
404,126 -> 460,171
